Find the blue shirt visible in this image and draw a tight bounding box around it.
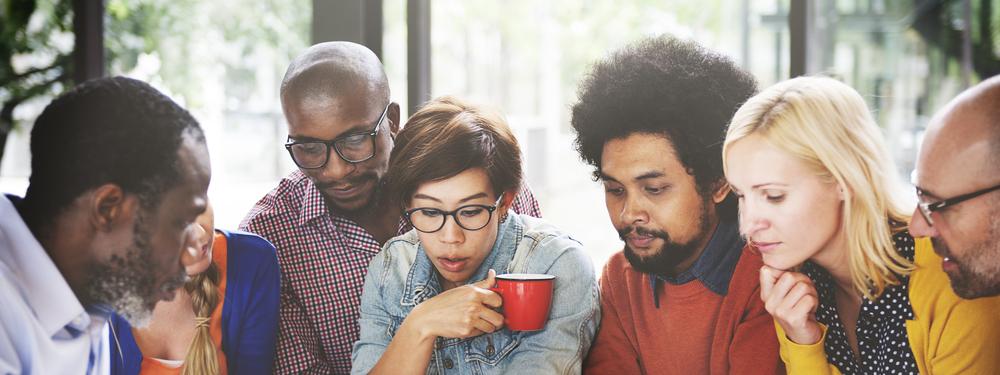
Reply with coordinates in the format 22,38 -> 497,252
107,229 -> 281,374
352,214 -> 600,375
649,220 -> 744,308
0,195 -> 111,375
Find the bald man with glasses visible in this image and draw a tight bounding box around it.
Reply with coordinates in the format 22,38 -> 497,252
910,75 -> 1000,300
240,42 -> 542,373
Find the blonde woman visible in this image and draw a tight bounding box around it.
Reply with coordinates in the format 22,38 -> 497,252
108,204 -> 280,374
723,76 -> 1000,374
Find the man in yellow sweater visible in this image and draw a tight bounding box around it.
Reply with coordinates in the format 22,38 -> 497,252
910,75 -> 1000,300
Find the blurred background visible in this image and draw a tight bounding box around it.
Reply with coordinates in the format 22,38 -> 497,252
3,0 -> 998,271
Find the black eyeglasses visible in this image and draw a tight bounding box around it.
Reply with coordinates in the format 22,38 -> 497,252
284,103 -> 390,169
916,182 -> 1000,226
403,195 -> 504,233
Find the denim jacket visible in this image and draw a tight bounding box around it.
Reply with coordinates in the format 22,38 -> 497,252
351,214 -> 600,375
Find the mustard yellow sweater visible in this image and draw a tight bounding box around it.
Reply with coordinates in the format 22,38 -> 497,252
775,237 -> 1000,374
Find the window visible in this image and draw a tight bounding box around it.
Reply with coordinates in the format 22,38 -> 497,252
3,0 -> 993,272
805,0 -> 989,179
422,0 -> 789,266
105,0 -> 311,228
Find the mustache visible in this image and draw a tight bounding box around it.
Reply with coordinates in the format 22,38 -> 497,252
314,173 -> 377,190
930,237 -> 952,258
617,226 -> 669,241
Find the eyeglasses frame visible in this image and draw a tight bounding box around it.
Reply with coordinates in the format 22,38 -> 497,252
403,194 -> 505,233
284,102 -> 391,169
916,182 -> 1000,226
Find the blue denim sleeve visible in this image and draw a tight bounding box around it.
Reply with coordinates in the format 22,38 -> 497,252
505,236 -> 601,375
351,248 -> 394,375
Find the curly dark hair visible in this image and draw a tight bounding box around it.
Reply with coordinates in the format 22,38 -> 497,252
22,76 -> 204,228
570,35 -> 757,221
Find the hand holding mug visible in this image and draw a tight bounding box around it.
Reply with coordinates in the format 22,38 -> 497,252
409,269 -> 505,339
760,265 -> 822,345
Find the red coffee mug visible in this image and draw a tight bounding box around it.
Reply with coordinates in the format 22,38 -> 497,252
489,273 -> 556,331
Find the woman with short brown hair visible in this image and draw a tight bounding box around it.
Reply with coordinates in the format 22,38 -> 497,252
351,96 -> 599,375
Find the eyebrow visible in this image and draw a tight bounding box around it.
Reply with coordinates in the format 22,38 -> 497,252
914,185 -> 941,200
288,124 -> 371,143
182,199 -> 208,221
598,171 -> 665,182
412,192 -> 490,204
751,183 -> 788,189
634,171 -> 666,181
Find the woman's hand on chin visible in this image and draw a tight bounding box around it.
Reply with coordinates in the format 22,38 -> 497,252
760,265 -> 823,345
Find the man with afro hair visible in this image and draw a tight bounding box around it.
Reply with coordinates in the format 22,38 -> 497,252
573,35 -> 782,374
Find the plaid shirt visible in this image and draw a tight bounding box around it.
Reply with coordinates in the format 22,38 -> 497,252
240,170 -> 542,374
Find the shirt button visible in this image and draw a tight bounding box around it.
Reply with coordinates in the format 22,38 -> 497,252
486,345 -> 495,355
443,358 -> 454,369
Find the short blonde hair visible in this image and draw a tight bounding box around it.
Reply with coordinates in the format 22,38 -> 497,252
723,76 -> 913,299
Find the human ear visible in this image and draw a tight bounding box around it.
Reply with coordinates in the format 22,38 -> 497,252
388,102 -> 401,137
711,179 -> 731,204
497,190 -> 517,219
89,184 -> 132,232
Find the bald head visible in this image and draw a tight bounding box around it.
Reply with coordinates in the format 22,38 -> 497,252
279,42 -> 401,216
280,42 -> 390,116
920,75 -> 1000,180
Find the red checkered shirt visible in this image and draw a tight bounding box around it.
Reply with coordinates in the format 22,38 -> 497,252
239,170 -> 542,374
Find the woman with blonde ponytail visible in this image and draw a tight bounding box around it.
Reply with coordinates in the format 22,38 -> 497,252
181,261 -> 221,375
723,76 -> 1000,374
109,202 -> 281,374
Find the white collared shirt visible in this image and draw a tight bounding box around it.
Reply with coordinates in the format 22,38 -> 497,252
0,196 -> 110,375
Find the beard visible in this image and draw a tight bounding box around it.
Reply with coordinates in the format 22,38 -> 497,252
319,172 -> 383,215
934,216 -> 1000,299
82,212 -> 187,327
620,198 -> 714,276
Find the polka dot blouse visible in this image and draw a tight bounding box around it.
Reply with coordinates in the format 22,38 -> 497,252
800,231 -> 919,375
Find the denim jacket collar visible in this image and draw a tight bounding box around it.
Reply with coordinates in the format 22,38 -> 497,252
648,219 -> 744,308
352,213 -> 600,374
400,214 -> 523,306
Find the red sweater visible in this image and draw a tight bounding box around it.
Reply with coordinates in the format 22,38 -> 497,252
584,246 -> 783,375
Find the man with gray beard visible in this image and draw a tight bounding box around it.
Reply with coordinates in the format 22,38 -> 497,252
0,77 -> 211,374
910,75 -> 1000,299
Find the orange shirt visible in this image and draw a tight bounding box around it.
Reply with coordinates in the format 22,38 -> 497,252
584,246 -> 783,375
137,233 -> 229,375
649,278 -> 723,373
